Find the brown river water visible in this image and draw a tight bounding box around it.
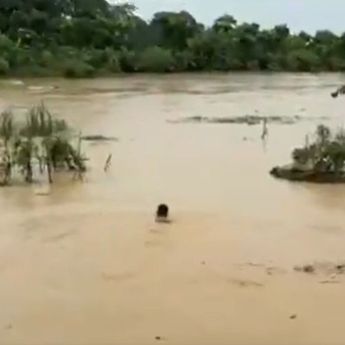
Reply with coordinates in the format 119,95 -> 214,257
1,74 -> 345,345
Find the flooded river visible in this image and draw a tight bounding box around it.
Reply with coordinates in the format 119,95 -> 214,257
1,74 -> 345,345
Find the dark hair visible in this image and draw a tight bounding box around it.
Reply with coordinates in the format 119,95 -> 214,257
156,204 -> 169,218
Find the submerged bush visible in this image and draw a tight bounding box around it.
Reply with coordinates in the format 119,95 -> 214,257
0,104 -> 86,185
20,104 -> 69,137
291,125 -> 345,173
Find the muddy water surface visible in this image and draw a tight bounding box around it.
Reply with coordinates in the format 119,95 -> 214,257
1,74 -> 345,345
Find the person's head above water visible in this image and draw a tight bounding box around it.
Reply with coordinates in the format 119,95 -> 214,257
156,204 -> 169,218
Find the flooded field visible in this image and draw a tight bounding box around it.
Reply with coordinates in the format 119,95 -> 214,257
1,73 -> 345,345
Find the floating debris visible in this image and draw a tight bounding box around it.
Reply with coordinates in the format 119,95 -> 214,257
294,265 -> 315,274
266,266 -> 286,276
335,264 -> 345,273
228,278 -> 264,288
294,262 -> 345,275
169,115 -> 328,126
82,135 -> 117,142
319,280 -> 340,284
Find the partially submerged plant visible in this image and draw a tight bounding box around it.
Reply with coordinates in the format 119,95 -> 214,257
272,124 -> 345,183
0,110 -> 15,143
20,103 -> 69,138
290,125 -> 345,174
0,104 -> 86,185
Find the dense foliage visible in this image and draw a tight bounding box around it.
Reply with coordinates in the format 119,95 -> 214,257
1,0 -> 345,76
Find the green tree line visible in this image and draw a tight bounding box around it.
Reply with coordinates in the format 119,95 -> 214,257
1,0 -> 345,77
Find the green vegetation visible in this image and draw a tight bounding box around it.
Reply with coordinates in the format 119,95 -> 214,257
271,125 -> 345,183
0,104 -> 86,185
1,1 -> 345,76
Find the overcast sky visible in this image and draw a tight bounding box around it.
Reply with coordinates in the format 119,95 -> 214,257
122,0 -> 345,33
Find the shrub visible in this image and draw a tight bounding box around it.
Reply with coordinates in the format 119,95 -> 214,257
285,49 -> 321,72
39,50 -> 55,67
104,48 -> 121,73
119,49 -> 137,72
137,46 -> 174,72
63,60 -> 95,78
0,57 -> 9,75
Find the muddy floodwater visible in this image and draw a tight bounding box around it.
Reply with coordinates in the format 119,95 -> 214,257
1,73 -> 345,345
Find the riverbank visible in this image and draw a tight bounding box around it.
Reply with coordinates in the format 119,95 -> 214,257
3,68 -> 345,79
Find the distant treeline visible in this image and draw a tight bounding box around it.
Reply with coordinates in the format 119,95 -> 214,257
1,0 -> 345,77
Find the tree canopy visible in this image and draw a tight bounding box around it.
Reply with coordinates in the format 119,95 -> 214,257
1,0 -> 345,76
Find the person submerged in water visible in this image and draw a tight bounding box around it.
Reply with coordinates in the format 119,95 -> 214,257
155,204 -> 171,223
